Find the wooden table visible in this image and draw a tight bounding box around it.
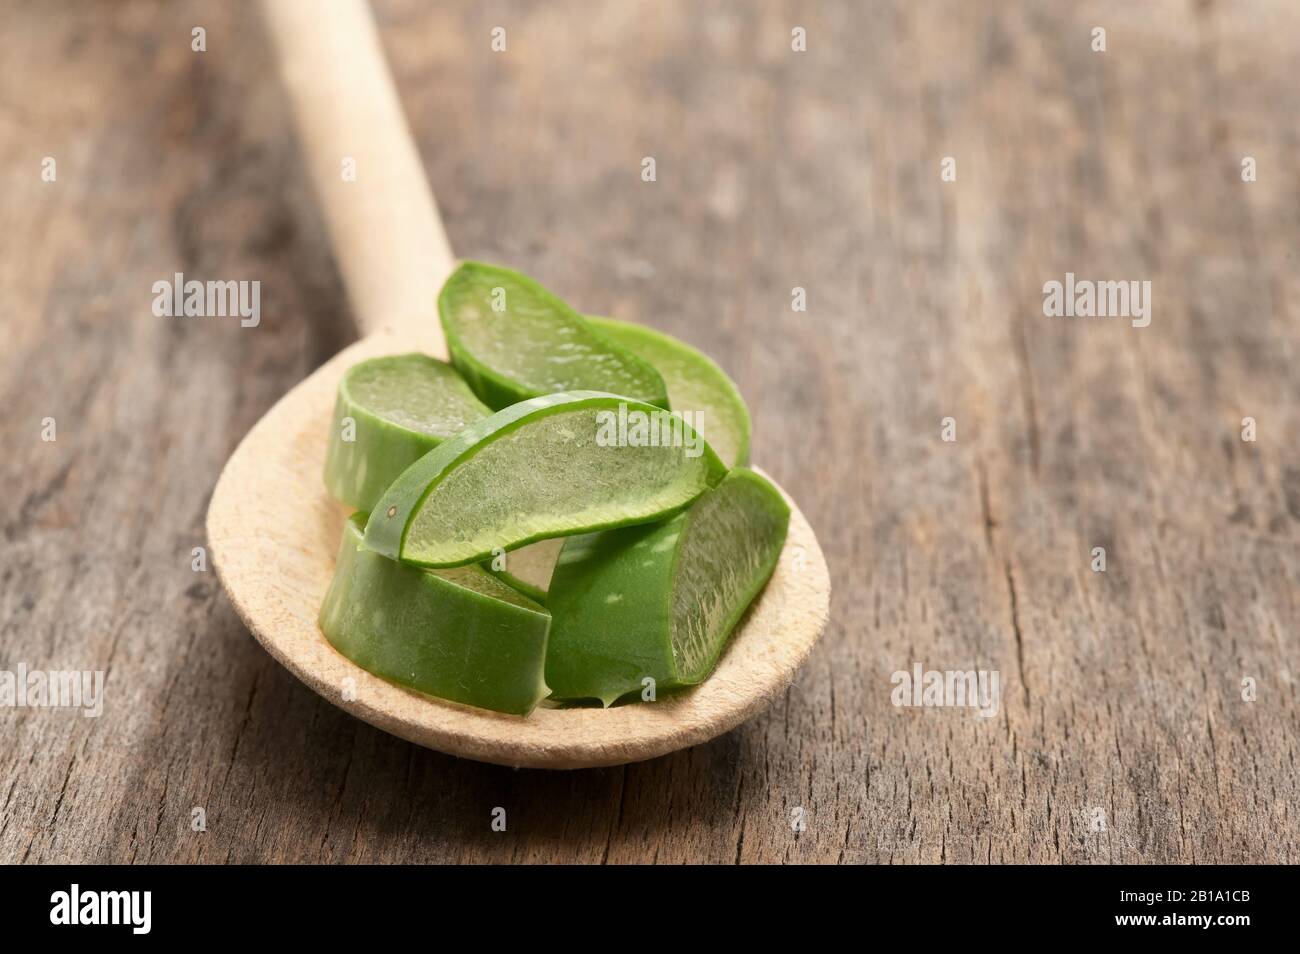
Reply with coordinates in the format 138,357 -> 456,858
2,0 -> 1296,864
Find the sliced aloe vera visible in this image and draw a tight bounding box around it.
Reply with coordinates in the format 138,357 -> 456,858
587,316 -> 751,469
439,262 -> 669,410
319,514 -> 550,715
544,468 -> 790,705
484,538 -> 565,604
324,354 -> 492,512
366,390 -> 727,568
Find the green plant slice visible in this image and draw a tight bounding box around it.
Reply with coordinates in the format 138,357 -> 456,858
319,514 -> 550,715
439,262 -> 669,410
586,316 -> 751,469
323,353 -> 493,512
366,390 -> 727,568
483,538 -> 565,604
544,468 -> 790,705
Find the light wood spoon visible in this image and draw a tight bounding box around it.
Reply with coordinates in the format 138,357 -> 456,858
206,0 -> 830,769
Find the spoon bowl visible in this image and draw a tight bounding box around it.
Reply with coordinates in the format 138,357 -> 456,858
206,331 -> 829,768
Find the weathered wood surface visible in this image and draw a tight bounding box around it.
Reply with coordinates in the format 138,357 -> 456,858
2,0 -> 1297,863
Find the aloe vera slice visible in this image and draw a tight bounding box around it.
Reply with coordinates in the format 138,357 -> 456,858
586,316 -> 751,469
324,354 -> 492,512
544,468 -> 790,705
439,262 -> 669,410
484,538 -> 565,604
366,390 -> 727,568
319,514 -> 550,715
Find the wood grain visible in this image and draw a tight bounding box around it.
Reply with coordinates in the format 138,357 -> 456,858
2,0 -> 1297,862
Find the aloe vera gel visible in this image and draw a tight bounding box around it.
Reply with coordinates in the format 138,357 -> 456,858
320,515 -> 550,715
324,354 -> 492,512
319,264 -> 788,716
365,391 -> 726,567
439,262 -> 669,410
586,316 -> 751,469
544,469 -> 789,704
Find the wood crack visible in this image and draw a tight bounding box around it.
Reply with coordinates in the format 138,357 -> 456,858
1003,563 -> 1031,707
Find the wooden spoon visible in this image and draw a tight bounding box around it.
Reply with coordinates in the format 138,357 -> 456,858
206,0 -> 830,769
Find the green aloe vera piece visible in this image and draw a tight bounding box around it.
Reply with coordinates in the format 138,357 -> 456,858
586,315 -> 751,469
544,468 -> 790,705
324,354 -> 492,512
366,390 -> 727,568
319,514 -> 550,715
484,538 -> 565,605
439,262 -> 669,410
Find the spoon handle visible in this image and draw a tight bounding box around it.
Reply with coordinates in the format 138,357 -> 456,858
261,0 -> 453,354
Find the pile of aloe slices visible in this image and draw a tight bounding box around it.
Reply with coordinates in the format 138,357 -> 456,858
318,262 -> 789,715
